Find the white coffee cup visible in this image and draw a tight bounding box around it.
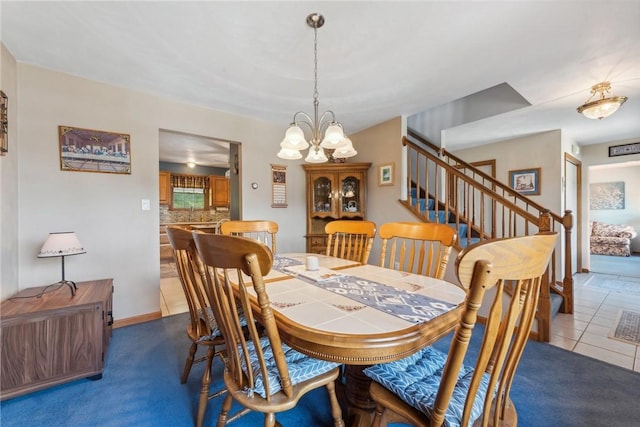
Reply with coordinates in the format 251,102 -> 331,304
306,256 -> 319,271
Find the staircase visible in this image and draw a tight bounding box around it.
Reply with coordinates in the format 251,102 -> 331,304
402,129 -> 574,342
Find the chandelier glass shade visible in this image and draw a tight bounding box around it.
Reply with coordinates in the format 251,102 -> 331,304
577,81 -> 628,120
277,13 -> 356,163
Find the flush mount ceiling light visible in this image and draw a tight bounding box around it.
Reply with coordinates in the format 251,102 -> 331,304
577,81 -> 628,120
277,13 -> 357,163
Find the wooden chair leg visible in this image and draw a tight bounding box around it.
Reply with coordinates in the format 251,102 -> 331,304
217,394 -> 233,427
325,379 -> 346,427
196,345 -> 215,427
181,342 -> 198,384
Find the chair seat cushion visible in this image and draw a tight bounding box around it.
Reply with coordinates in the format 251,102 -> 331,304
242,336 -> 340,398
363,346 -> 490,427
196,307 -> 248,342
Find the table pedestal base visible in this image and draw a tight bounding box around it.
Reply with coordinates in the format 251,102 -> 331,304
345,365 -> 375,427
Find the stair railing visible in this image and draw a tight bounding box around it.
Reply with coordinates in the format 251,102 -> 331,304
403,130 -> 573,342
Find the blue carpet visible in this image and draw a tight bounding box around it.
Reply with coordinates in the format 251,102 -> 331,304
2,312 -> 640,426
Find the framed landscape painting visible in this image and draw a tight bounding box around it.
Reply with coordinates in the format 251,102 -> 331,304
378,162 -> 394,186
58,126 -> 131,174
509,168 -> 541,196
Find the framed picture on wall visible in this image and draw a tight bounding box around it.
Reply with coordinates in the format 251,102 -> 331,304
509,167 -> 541,196
58,125 -> 131,174
378,162 -> 394,186
0,91 -> 7,156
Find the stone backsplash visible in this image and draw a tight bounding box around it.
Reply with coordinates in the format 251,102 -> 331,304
160,205 -> 230,224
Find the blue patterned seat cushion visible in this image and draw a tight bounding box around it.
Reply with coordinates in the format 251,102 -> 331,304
241,336 -> 340,398
363,346 -> 490,427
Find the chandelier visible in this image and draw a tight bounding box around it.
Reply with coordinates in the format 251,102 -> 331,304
277,13 -> 357,163
577,81 -> 628,120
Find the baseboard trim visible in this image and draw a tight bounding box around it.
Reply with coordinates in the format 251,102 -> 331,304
113,311 -> 162,328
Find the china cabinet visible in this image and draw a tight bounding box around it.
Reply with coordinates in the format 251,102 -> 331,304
302,162 -> 371,254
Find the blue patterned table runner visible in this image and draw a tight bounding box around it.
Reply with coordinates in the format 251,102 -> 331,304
272,256 -> 457,324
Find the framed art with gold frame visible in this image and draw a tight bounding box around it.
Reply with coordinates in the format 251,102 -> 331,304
58,125 -> 131,174
378,162 -> 394,186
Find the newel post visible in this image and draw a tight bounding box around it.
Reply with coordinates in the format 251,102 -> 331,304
562,210 -> 574,313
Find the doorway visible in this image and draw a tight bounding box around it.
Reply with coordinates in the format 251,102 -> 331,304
158,130 -> 242,317
564,153 -> 582,275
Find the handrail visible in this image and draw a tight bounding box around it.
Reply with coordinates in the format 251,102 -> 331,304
402,129 -> 574,342
406,129 -> 564,224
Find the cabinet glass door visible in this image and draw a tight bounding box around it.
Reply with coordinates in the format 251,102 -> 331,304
341,175 -> 362,214
312,177 -> 332,214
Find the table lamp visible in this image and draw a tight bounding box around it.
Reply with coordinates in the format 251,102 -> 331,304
38,232 -> 86,296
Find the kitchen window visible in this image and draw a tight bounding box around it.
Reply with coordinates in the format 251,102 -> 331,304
170,173 -> 209,210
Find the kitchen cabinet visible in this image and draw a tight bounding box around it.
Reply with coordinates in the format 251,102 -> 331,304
302,162 -> 371,254
159,171 -> 171,205
210,176 -> 230,207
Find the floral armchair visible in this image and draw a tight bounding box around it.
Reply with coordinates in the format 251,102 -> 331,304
590,221 -> 637,257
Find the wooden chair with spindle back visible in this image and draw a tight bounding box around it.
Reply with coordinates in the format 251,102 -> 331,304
364,232 -> 558,427
325,220 -> 377,264
378,222 -> 457,279
165,225 -> 227,427
192,232 -> 345,427
219,220 -> 279,254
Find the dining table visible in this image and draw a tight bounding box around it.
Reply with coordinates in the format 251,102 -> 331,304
233,252 -> 467,427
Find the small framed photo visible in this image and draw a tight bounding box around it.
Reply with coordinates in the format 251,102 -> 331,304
609,142 -> 640,157
378,162 -> 394,186
509,167 -> 541,196
58,125 -> 131,174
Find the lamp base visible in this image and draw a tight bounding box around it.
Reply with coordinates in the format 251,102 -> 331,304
54,280 -> 77,297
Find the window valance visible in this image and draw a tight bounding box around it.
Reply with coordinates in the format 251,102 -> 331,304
171,174 -> 209,189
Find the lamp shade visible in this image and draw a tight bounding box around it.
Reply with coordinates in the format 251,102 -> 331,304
280,125 -> 310,150
38,232 -> 86,258
332,137 -> 358,159
305,147 -> 329,163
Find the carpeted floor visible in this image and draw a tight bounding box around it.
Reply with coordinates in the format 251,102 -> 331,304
2,312 -> 640,426
590,253 -> 640,278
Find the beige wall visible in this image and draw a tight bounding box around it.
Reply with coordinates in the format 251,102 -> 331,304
11,63 -> 309,320
451,130 -> 563,214
1,44 -> 19,300
350,116 -> 417,264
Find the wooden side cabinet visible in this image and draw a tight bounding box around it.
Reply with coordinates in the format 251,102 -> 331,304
0,278 -> 114,400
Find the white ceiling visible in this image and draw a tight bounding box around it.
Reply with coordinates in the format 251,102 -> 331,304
2,1 -> 639,167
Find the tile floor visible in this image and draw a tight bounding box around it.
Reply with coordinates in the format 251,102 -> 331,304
159,259 -> 640,372
551,271 -> 640,372
160,273 -> 188,317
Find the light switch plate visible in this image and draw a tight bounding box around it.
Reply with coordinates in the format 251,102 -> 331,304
141,199 -> 150,211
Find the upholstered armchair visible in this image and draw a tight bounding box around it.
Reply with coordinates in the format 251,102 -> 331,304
590,221 -> 637,257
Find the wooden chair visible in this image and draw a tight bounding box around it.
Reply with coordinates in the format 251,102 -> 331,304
219,220 -> 278,253
325,220 -> 377,264
364,232 -> 558,427
378,222 -> 457,279
165,226 -> 227,427
192,232 -> 345,427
